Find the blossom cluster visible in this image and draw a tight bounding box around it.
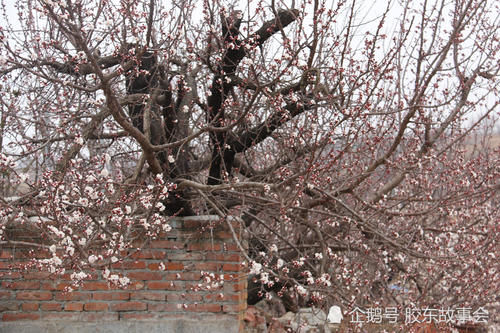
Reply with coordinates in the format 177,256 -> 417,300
1,155 -> 175,286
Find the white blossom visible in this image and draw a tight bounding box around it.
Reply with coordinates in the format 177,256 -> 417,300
78,197 -> 89,206
296,285 -> 308,296
108,274 -> 119,283
319,273 -> 331,287
48,225 -> 64,238
85,226 -> 94,237
119,276 -> 130,286
249,261 -> 262,275
260,272 -> 269,284
276,258 -> 284,269
304,270 -> 314,285
70,271 -> 89,281
155,202 -> 165,212
106,180 -> 114,194
88,254 -> 98,264
66,246 -> 74,256
74,136 -> 84,145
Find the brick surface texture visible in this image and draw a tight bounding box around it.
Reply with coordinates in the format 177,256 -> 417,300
0,216 -> 247,326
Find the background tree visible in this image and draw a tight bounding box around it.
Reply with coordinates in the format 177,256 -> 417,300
0,0 -> 498,323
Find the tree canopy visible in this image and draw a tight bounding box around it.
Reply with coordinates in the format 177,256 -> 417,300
0,0 -> 499,320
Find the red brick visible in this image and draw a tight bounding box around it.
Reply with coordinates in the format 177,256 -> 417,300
7,249 -> 42,259
121,313 -> 156,320
127,271 -> 163,280
111,261 -> 146,270
0,262 -> 11,269
167,262 -> 185,270
187,243 -> 222,251
224,281 -> 246,292
184,303 -> 222,313
0,250 -> 12,259
205,253 -> 242,262
0,271 -> 22,279
60,272 -> 98,280
223,303 -> 247,313
92,292 -> 130,301
204,293 -> 240,302
0,302 -> 18,311
40,282 -> 72,291
16,291 -> 52,301
215,231 -> 233,239
81,281 -> 110,290
2,313 -> 41,321
148,262 -> 184,271
130,292 -> 166,301
64,302 -> 84,311
110,301 -> 146,312
84,302 -> 108,311
21,302 -> 39,311
167,253 -> 204,261
123,281 -> 145,290
147,263 -> 161,271
55,291 -> 91,301
40,282 -> 55,290
0,291 -> 12,299
41,303 -> 62,311
2,281 -> 39,289
30,249 -> 51,259
164,272 -> 201,281
223,274 -> 236,281
183,219 -> 206,229
148,303 -> 181,312
130,250 -> 166,259
147,281 -> 184,290
194,262 -> 220,271
3,261 -> 31,269
7,251 -> 29,259
150,240 -> 183,249
22,272 -> 51,279
222,263 -> 241,272
224,243 -> 240,251
166,293 -> 203,302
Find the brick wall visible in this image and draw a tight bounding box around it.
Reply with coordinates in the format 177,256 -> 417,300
0,216 -> 247,332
